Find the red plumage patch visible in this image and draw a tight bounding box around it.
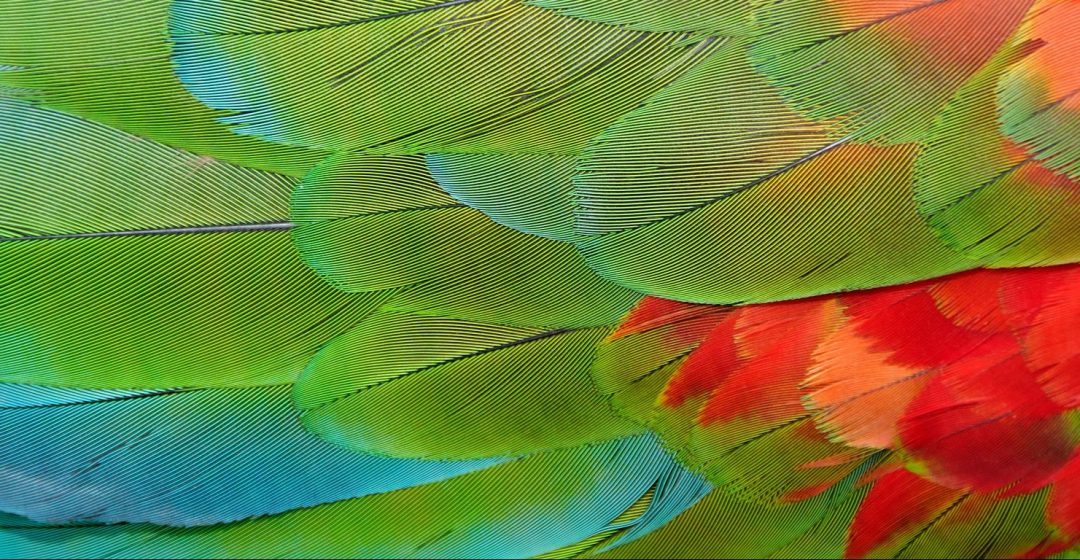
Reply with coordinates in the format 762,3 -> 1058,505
615,263 -> 1080,551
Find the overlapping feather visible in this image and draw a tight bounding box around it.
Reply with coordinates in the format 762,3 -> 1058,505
1,0 -> 1078,558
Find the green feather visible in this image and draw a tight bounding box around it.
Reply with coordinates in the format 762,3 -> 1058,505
591,470 -> 869,559
915,39 -> 1080,267
425,153 -> 583,243
528,0 -> 753,34
0,0 -> 324,176
291,153 -> 640,328
747,0 -> 1032,143
573,41 -> 973,304
997,2 -> 1080,182
170,0 -> 719,153
294,310 -> 640,459
0,99 -> 380,388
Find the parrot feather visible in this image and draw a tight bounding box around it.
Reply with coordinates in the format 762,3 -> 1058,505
291,153 -> 640,328
748,0 -> 1034,143
592,463 -> 871,559
0,384 -> 500,526
998,0 -> 1080,181
0,434 -> 690,559
528,0 -> 753,34
573,40 -> 975,304
425,153 -> 582,243
294,310 -> 640,459
169,0 -> 720,153
0,0 -> 324,176
606,264 -> 1080,555
0,99 -> 382,389
915,36 -> 1080,267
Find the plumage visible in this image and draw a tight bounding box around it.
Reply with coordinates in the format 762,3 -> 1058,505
169,0 -> 719,152
0,0 -> 1077,558
0,383 -> 501,526
600,264 -> 1080,556
0,0 -> 324,175
0,99 -> 380,389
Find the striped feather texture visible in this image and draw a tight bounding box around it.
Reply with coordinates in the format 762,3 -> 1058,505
1,0 -> 1078,557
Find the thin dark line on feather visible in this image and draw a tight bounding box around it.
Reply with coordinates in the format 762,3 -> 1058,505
415,529 -> 456,553
798,252 -> 851,279
626,350 -> 693,387
721,415 -> 811,457
0,388 -> 196,409
7,55 -> 169,71
1029,86 -> 1080,117
0,222 -> 293,242
304,203 -> 467,227
602,137 -> 851,235
977,217 -> 1049,258
180,0 -> 486,37
332,8 -> 502,86
933,157 -> 1033,215
404,30 -> 661,146
766,0 -> 953,57
302,327 -> 577,413
0,520 -> 111,530
894,494 -> 969,558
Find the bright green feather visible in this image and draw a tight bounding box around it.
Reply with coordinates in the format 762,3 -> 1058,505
170,0 -> 720,153
747,0 -> 1033,143
529,0 -> 754,34
0,99 -> 380,389
295,310 -> 640,459
915,39 -> 1080,268
573,41 -> 974,304
593,469 -> 869,559
0,0 -> 324,176
291,153 -> 640,328
425,153 -> 583,243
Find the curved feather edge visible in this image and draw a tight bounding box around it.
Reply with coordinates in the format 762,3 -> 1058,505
295,310 -> 641,459
747,0 -> 1034,143
0,0 -> 324,176
169,0 -> 720,153
914,35 -> 1080,267
291,153 -> 639,328
527,0 -> 754,34
0,434 -> 695,559
573,38 -> 974,304
0,99 -> 381,389
0,384 -> 500,526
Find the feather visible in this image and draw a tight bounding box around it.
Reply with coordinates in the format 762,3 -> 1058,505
573,40 -> 975,304
0,99 -> 380,389
0,0 -> 323,176
294,310 -> 640,459
748,0 -> 1034,143
847,471 -> 1053,558
291,153 -> 640,328
0,434 -> 690,559
593,465 -> 871,559
0,384 -> 500,526
169,0 -> 719,152
529,0 -> 753,34
998,0 -> 1080,181
425,153 -> 582,243
915,36 -> 1080,267
607,264 -> 1080,555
